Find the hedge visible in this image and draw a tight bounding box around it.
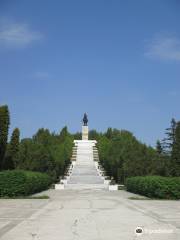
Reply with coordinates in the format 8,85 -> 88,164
126,176 -> 180,199
0,170 -> 52,197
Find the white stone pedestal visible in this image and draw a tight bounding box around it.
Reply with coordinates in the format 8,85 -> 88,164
82,126 -> 88,140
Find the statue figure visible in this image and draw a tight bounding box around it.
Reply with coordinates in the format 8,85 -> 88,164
82,113 -> 88,126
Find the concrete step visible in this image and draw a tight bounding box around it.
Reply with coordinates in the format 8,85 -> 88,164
65,140 -> 107,190
68,176 -> 104,184
65,184 -> 108,190
72,169 -> 100,176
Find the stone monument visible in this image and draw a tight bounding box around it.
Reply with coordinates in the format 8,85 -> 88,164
60,113 -> 107,190
82,113 -> 88,140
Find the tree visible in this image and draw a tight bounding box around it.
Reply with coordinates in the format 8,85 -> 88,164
156,140 -> 163,154
162,118 -> 176,154
0,105 -> 10,170
18,127 -> 74,181
171,121 -> 180,176
89,130 -> 100,140
33,128 -> 51,146
3,128 -> 20,169
73,132 -> 81,140
59,126 -> 68,142
18,139 -> 56,180
17,138 -> 35,170
98,128 -> 165,183
105,128 -> 113,139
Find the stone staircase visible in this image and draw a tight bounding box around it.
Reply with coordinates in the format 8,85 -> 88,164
65,140 -> 108,190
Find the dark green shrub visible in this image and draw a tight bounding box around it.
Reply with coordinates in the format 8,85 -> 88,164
126,176 -> 180,199
0,170 -> 52,197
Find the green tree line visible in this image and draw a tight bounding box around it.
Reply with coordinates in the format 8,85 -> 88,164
0,105 -> 73,181
90,120 -> 180,183
1,105 -> 180,184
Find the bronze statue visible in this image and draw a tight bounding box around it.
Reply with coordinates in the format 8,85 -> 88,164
82,113 -> 88,126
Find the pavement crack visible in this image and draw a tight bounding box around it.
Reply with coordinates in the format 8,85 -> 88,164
71,219 -> 79,240
30,232 -> 39,240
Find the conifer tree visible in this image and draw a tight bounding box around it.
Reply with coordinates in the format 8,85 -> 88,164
171,121 -> 180,176
59,126 -> 68,142
156,140 -> 163,154
0,105 -> 10,170
9,128 -> 20,168
162,118 -> 176,154
105,128 -> 113,139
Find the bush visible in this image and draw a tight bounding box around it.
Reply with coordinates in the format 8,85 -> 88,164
0,170 -> 52,197
126,176 -> 180,199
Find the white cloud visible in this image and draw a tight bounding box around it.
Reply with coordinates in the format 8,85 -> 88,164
145,35 -> 180,61
0,20 -> 43,48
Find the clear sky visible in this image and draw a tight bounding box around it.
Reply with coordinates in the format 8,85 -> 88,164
0,0 -> 180,146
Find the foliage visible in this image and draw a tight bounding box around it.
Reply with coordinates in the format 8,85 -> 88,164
156,140 -> 163,154
162,118 -> 176,154
59,126 -> 68,142
89,130 -> 101,141
171,121 -> 180,176
0,105 -> 73,180
0,170 -> 52,197
4,128 -> 20,169
98,129 -> 167,183
17,127 -> 73,181
73,132 -> 81,140
126,176 -> 180,199
0,105 -> 10,170
105,127 -> 113,139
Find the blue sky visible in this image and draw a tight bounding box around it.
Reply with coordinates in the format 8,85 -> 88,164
0,0 -> 180,146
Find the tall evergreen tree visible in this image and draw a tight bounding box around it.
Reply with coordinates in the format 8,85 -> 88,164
9,128 -> 20,168
105,128 -> 113,139
0,105 -> 10,170
162,118 -> 176,154
156,140 -> 163,154
171,121 -> 180,176
59,126 -> 68,142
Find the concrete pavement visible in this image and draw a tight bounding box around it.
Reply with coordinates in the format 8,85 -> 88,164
0,189 -> 180,240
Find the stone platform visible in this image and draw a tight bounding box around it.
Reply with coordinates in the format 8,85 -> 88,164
66,140 -> 107,190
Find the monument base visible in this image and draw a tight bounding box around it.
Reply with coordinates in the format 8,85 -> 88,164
82,126 -> 88,140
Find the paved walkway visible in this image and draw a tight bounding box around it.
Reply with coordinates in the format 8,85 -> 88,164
0,189 -> 180,240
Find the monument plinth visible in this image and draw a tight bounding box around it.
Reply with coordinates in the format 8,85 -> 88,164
82,113 -> 88,140
82,125 -> 88,140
